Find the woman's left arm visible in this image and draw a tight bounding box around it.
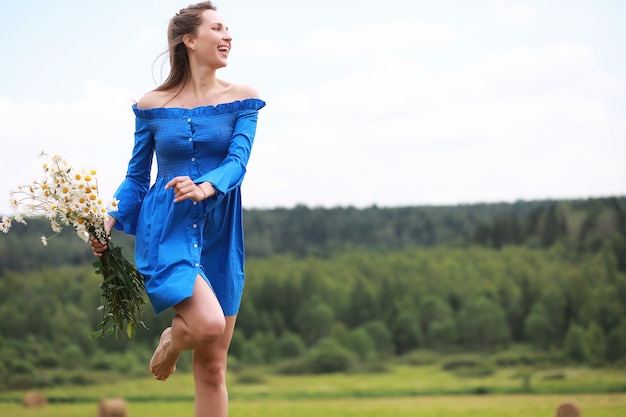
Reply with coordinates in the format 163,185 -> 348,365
194,102 -> 264,201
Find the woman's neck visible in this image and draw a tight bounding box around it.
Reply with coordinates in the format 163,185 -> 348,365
188,68 -> 219,95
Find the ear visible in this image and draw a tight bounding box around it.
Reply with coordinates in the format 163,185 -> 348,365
182,34 -> 196,50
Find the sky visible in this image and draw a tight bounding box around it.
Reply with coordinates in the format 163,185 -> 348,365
1,0 -> 625,215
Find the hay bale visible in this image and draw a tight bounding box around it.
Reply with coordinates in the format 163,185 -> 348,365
22,390 -> 47,408
98,398 -> 127,417
555,401 -> 580,417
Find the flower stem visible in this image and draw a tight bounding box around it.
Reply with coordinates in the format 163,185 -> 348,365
92,239 -> 147,338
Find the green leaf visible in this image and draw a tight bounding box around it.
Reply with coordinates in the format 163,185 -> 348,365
92,238 -> 147,338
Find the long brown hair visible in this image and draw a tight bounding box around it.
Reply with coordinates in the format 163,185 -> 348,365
155,1 -> 217,93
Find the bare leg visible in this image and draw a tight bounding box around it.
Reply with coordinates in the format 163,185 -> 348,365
150,275 -> 226,381
192,315 -> 237,417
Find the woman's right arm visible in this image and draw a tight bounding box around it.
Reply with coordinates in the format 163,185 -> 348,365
109,112 -> 155,235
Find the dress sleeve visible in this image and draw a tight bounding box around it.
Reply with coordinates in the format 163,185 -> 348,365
111,116 -> 154,235
194,108 -> 261,202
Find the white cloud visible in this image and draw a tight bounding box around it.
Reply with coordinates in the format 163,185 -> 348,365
252,38 -> 626,207
295,20 -> 457,58
238,39 -> 287,58
0,81 -> 137,215
490,0 -> 540,25
468,42 -> 624,100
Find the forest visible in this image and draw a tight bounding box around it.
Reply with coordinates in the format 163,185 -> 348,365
0,196 -> 625,390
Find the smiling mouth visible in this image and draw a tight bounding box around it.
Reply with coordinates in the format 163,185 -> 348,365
217,46 -> 230,52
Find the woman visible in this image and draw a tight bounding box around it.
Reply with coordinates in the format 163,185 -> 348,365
90,2 -> 264,416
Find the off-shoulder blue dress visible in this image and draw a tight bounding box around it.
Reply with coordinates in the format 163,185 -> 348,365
111,98 -> 265,316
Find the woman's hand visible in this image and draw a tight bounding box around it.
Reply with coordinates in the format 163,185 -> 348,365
165,176 -> 212,203
90,214 -> 116,257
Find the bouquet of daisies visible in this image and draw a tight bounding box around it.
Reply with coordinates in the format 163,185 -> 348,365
1,152 -> 145,338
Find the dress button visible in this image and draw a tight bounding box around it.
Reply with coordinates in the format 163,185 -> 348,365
195,263 -> 200,267
194,244 -> 198,248
191,157 -> 196,162
193,201 -> 197,206
188,138 -> 193,142
193,224 -> 198,228
187,118 -> 191,123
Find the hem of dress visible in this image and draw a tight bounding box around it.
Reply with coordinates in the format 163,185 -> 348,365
149,268 -> 216,315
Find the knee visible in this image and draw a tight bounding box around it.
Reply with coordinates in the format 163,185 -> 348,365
195,316 -> 226,346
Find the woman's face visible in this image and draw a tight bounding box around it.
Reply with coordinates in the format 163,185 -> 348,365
191,10 -> 232,68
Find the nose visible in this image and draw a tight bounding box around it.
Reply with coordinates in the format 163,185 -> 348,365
223,30 -> 232,42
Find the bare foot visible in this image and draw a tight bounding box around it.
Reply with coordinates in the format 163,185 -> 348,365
150,327 -> 179,381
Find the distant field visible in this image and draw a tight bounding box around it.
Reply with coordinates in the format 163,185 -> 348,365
2,394 -> 625,417
1,364 -> 625,416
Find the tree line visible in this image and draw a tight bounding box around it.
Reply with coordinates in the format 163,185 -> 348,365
0,196 -> 625,389
3,196 -> 625,271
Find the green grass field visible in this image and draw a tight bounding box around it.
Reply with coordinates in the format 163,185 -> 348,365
1,364 -> 625,416
2,394 -> 625,417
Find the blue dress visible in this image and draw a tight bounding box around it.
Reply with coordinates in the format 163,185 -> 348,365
111,98 -> 265,315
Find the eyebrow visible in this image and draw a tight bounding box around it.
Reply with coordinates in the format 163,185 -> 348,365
210,22 -> 229,31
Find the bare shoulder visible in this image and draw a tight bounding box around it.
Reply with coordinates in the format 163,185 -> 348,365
223,81 -> 260,102
136,90 -> 177,110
